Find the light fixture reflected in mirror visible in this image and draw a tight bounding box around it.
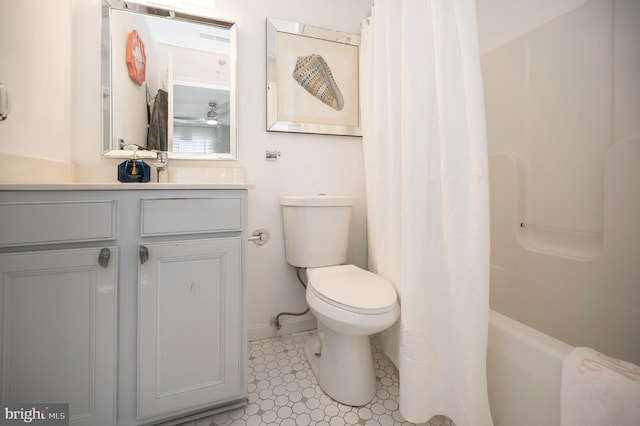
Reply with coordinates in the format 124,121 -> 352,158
206,102 -> 218,126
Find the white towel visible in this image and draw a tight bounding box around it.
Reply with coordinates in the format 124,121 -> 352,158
561,347 -> 640,426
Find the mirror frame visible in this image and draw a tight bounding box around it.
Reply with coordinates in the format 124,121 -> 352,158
266,18 -> 362,137
101,0 -> 238,160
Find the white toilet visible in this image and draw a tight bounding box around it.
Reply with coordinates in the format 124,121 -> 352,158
280,195 -> 400,406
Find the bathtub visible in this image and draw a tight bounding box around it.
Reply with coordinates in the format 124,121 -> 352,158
487,310 -> 573,426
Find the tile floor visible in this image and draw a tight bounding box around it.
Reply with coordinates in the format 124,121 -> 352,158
182,330 -> 454,426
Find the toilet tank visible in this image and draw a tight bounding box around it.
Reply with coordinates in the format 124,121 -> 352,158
280,195 -> 353,268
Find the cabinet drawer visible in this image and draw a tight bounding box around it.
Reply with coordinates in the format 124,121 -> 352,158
141,197 -> 242,236
0,201 -> 116,248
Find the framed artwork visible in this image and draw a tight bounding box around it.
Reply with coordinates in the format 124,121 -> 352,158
266,18 -> 362,136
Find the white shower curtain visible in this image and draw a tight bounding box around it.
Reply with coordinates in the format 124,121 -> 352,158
360,1 -> 493,425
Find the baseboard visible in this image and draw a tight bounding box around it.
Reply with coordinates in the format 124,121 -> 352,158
248,313 -> 317,341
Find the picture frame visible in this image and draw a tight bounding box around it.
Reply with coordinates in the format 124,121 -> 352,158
266,18 -> 362,136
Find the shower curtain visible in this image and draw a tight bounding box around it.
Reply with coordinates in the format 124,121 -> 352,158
360,1 -> 493,425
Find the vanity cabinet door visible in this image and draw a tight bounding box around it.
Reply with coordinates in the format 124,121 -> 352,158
137,237 -> 243,420
0,247 -> 118,426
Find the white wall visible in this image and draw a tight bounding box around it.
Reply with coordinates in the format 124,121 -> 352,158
1,0 -> 373,337
0,0 -> 73,163
476,0 -> 588,54
482,0 -> 640,364
230,0 -> 372,335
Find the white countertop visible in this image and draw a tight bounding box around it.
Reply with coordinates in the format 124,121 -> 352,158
0,182 -> 255,191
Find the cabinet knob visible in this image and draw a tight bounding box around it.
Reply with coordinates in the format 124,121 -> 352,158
98,248 -> 111,268
139,245 -> 149,264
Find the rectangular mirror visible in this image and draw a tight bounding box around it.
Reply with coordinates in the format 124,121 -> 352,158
101,0 -> 237,160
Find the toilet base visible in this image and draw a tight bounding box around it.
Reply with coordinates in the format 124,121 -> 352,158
304,329 -> 377,406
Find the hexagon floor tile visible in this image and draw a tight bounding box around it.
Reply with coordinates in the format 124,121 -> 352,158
180,330 -> 455,426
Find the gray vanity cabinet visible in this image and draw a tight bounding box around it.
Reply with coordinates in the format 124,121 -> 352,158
0,187 -> 248,426
136,196 -> 245,421
0,248 -> 118,426
0,197 -> 119,426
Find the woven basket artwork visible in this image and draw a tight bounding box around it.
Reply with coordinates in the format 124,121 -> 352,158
292,54 -> 344,111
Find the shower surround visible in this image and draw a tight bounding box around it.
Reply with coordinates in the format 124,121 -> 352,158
482,0 -> 640,365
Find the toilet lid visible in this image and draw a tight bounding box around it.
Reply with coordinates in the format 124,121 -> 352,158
307,265 -> 397,314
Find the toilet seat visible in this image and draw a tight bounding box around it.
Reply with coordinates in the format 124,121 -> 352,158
307,265 -> 397,314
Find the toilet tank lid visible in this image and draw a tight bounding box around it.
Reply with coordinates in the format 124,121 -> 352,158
280,195 -> 353,207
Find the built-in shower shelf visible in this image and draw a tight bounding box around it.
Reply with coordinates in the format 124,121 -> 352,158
517,222 -> 602,261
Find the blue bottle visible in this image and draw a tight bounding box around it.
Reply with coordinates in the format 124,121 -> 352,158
117,158 -> 151,183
